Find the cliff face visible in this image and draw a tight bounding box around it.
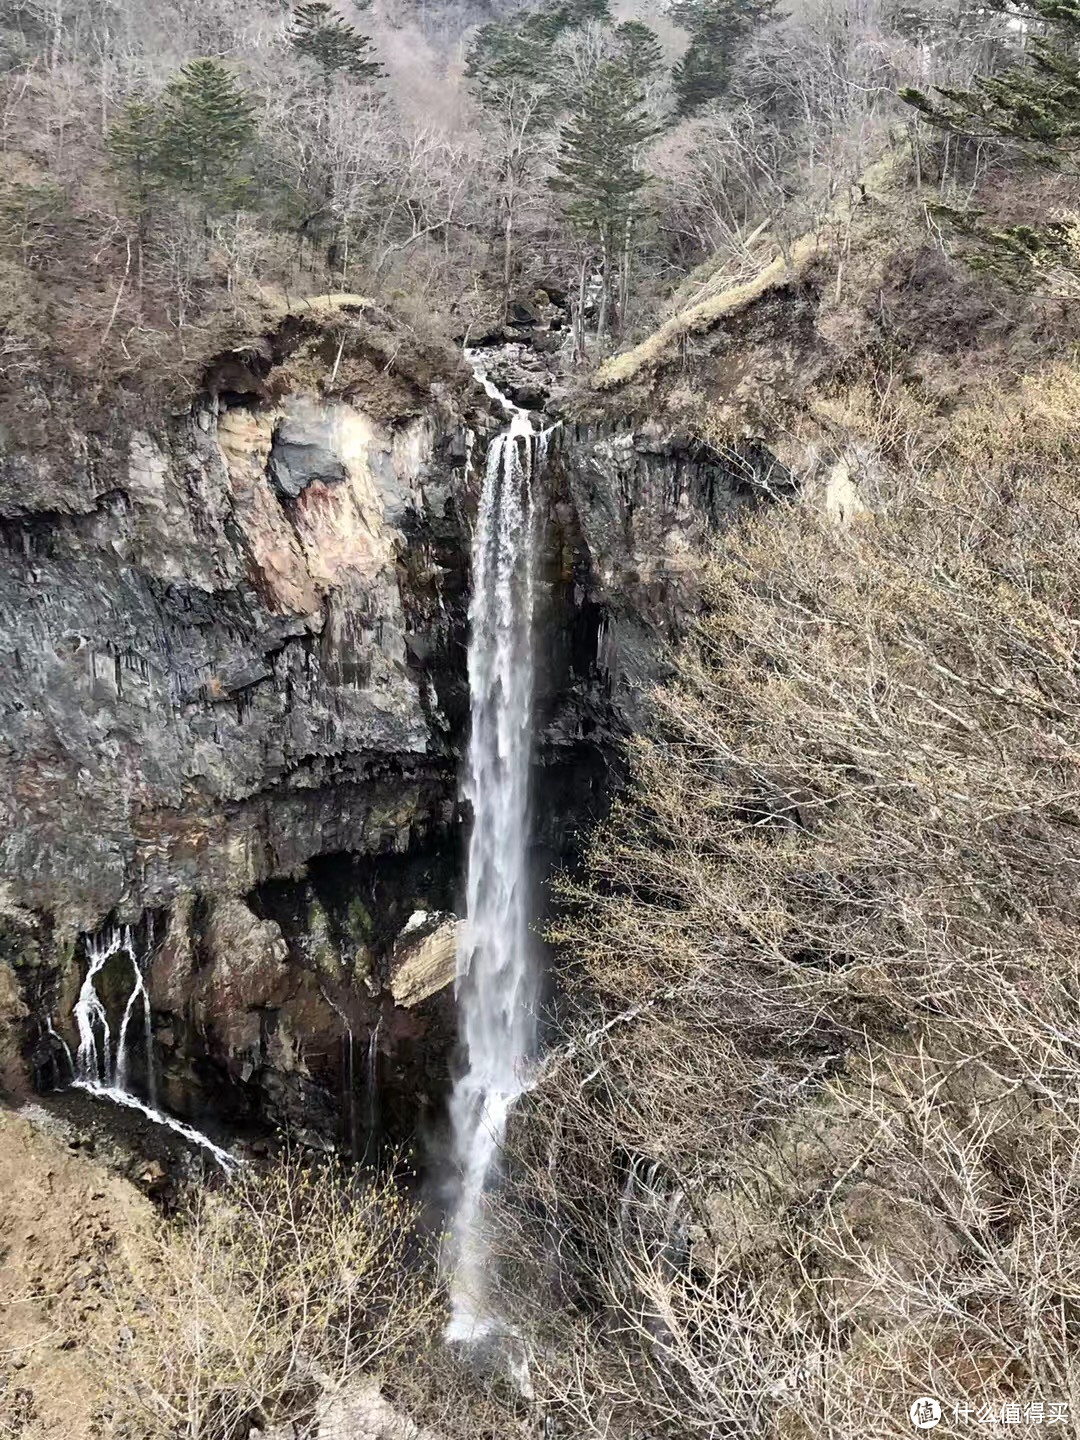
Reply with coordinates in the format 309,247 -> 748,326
1,310 -> 476,1141
2,397 -> 458,923
0,305 -> 776,1149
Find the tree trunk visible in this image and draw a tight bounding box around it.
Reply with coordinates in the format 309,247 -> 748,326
619,217 -> 632,338
596,232 -> 611,342
502,195 -> 514,322
574,251 -> 588,363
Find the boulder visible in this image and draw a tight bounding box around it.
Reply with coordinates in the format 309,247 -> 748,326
390,911 -> 460,1008
268,400 -> 348,499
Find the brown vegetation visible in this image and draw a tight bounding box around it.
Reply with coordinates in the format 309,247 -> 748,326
0,1107 -> 156,1440
0,1110 -> 436,1440
481,360 -> 1080,1437
111,1150 -> 438,1439
0,0 -> 1053,404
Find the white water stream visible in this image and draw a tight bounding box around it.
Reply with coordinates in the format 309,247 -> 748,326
71,924 -> 238,1173
445,360 -> 546,1341
74,926 -> 143,1088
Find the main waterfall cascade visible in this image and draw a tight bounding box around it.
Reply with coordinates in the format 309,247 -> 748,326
446,359 -> 549,1341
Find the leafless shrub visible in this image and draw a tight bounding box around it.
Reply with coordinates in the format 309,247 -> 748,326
488,361 -> 1080,1438
109,1149 -> 438,1439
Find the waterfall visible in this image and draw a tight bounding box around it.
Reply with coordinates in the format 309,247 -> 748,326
74,926 -> 141,1087
71,923 -> 237,1173
446,361 -> 544,1341
364,1017 -> 382,1164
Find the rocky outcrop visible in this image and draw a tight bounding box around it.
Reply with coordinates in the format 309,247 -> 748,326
537,422 -> 792,745
261,1380 -> 441,1440
0,391 -> 458,926
0,309 -> 478,1131
390,912 -> 460,1008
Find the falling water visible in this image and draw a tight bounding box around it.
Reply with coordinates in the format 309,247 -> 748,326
74,926 -> 142,1088
44,1015 -> 74,1084
446,361 -> 544,1341
115,944 -> 156,1106
365,1017 -> 382,1163
70,924 -> 237,1172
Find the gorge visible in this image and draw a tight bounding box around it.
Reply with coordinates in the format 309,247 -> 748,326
0,300 -> 775,1175
1,186 -> 1075,1440
3,0 -> 1078,1423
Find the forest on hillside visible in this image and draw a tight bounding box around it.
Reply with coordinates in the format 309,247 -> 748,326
2,0 -> 1074,396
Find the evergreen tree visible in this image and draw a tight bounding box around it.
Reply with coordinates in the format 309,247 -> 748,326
671,0 -> 779,116
465,0 -> 609,115
551,23 -> 662,338
106,96 -> 162,299
900,0 -> 1080,159
928,202 -> 1080,289
465,0 -> 611,310
291,2 -> 383,82
107,98 -> 161,216
615,20 -> 665,84
155,60 -> 256,207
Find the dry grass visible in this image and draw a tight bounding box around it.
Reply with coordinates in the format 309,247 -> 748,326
0,1110 -> 439,1440
257,291 -> 374,318
595,151 -> 916,393
0,1108 -> 158,1440
595,232 -> 824,390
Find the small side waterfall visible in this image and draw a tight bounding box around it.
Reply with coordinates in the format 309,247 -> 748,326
71,924 -> 237,1172
446,361 -> 545,1341
74,926 -> 149,1092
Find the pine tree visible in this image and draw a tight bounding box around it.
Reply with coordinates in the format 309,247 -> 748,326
107,98 -> 161,213
465,0 -> 612,311
551,24 -> 662,339
465,0 -> 609,114
671,0 -> 779,116
155,60 -> 256,208
552,64 -> 654,243
106,97 -> 163,300
900,0 -> 1080,159
291,2 -> 383,82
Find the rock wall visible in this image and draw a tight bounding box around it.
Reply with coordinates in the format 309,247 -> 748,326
0,309 -> 779,1150
1,311 -> 475,1140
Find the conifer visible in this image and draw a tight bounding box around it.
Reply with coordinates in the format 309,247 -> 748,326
551,24 -> 662,334
291,2 -> 383,82
155,60 -> 256,206
671,0 -> 779,116
106,98 -> 161,216
900,0 -> 1080,158
551,26 -> 660,241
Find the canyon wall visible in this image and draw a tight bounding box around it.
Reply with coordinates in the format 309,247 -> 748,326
0,303 -> 780,1147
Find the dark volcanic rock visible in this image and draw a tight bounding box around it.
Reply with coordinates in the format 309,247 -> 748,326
0,317 -> 777,1151
268,402 -> 350,497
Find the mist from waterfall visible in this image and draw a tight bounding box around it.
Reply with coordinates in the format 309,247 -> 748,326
446,363 -> 544,1341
